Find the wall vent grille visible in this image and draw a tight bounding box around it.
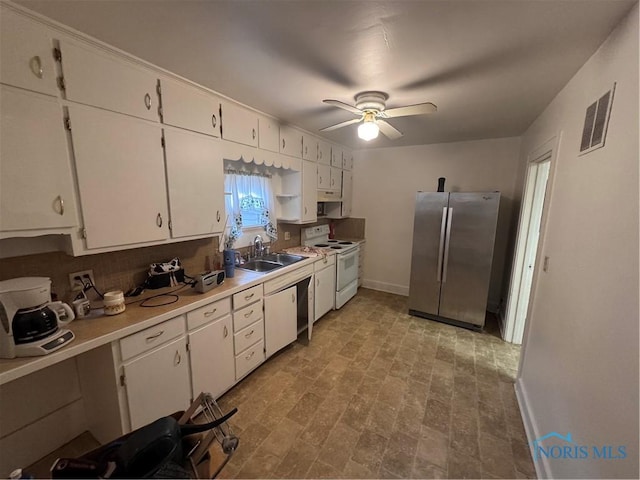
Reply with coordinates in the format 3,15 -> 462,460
579,83 -> 615,155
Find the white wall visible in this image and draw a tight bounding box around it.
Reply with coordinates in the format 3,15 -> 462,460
352,137 -> 522,311
516,4 -> 638,479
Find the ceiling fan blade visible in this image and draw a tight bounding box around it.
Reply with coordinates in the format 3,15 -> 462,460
319,117 -> 362,132
382,102 -> 437,118
323,99 -> 363,115
377,119 -> 403,140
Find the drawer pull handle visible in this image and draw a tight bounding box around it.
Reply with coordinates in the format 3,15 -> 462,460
245,351 -> 255,360
174,350 -> 181,365
144,93 -> 152,110
211,113 -> 217,129
244,309 -> 254,318
244,293 -> 254,301
30,56 -> 44,78
146,330 -> 164,342
252,128 -> 256,139
244,329 -> 254,338
216,210 -> 221,222
204,308 -> 217,317
156,213 -> 163,228
57,195 -> 64,216
223,325 -> 228,338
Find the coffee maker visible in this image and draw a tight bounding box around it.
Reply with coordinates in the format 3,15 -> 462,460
0,277 -> 75,359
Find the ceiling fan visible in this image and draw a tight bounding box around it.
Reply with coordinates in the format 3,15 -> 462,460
320,91 -> 437,141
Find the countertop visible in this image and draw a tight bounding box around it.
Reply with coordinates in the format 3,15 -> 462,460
0,256 -> 318,386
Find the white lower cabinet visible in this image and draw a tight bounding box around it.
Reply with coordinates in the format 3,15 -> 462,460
314,256 -> 336,321
122,335 -> 190,430
264,285 -> 297,358
188,314 -> 235,400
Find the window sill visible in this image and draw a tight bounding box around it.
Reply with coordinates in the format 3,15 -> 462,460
229,226 -> 271,249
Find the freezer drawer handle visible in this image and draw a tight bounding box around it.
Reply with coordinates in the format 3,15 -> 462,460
442,207 -> 454,283
437,207 -> 447,282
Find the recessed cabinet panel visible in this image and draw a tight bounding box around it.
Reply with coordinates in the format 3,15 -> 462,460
317,164 -> 330,190
60,40 -> 159,122
280,125 -> 302,158
220,101 -> 258,147
0,86 -> 77,231
164,129 -> 225,238
0,8 -> 59,96
258,115 -> 280,153
160,77 -> 220,137
302,134 -> 317,161
317,140 -> 331,165
68,106 -> 169,249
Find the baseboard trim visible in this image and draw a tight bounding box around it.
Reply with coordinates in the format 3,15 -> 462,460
515,378 -> 549,479
361,279 -> 409,296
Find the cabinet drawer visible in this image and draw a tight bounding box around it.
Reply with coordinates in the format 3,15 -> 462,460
233,284 -> 263,310
120,315 -> 185,361
187,297 -> 231,331
233,300 -> 263,332
235,340 -> 265,380
314,254 -> 336,272
234,318 -> 264,354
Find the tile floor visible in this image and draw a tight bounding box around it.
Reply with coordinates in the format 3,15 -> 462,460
216,288 -> 537,479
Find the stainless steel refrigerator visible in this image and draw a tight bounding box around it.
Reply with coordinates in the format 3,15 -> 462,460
408,191 -> 500,329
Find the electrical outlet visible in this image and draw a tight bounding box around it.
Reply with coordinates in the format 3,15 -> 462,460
68,269 -> 95,291
284,231 -> 291,241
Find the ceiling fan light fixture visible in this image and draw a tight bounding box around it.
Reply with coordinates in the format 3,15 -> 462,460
358,112 -> 379,141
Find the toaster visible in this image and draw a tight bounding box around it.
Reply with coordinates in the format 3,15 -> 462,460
194,270 -> 225,293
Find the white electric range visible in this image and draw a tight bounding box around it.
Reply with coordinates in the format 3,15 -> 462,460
302,225 -> 360,309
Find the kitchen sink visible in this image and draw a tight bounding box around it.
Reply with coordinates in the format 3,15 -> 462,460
260,253 -> 305,265
237,253 -> 305,273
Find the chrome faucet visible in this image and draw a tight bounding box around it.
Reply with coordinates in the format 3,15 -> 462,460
253,235 -> 264,258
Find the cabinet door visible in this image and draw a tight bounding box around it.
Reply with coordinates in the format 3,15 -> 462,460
60,39 -> 159,122
258,115 -> 280,153
341,170 -> 353,218
160,77 -> 220,137
69,106 -> 169,249
331,146 -> 342,167
264,286 -> 297,358
317,164 -> 330,190
317,140 -> 331,166
164,129 -> 224,238
123,336 -> 190,430
1,86 -> 77,231
301,160 -> 317,223
280,125 -> 302,158
342,149 -> 353,171
0,8 -> 59,96
330,167 -> 343,193
220,101 -> 258,147
314,266 -> 336,321
302,134 -> 317,161
188,315 -> 234,400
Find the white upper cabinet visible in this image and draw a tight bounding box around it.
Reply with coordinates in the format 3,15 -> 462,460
0,7 -> 59,96
0,86 -> 77,233
330,166 -> 343,193
159,77 -> 220,137
302,134 -> 317,161
164,129 -> 225,238
317,163 -> 330,190
317,140 -> 331,165
302,160 -> 318,223
280,125 -> 303,158
331,145 -> 343,167
342,149 -> 353,171
59,39 -> 159,122
342,170 -> 353,217
220,100 -> 258,147
68,105 -> 169,249
258,115 -> 280,153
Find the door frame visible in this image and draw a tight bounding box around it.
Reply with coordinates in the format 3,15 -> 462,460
503,135 -> 559,344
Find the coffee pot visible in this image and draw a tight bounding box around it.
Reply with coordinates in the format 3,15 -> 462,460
0,277 -> 75,359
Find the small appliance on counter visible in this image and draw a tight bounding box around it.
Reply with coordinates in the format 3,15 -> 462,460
0,277 -> 75,359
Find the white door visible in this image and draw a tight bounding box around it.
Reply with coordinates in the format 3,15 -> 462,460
258,115 -> 280,153
0,86 -> 77,231
302,134 -> 317,161
330,167 -> 343,193
60,39 -> 159,122
341,171 -> 353,218
342,149 -> 353,170
336,249 -> 359,291
0,8 -> 59,96
317,164 -> 330,190
280,125 -> 302,158
314,265 -> 336,321
123,336 -> 190,430
317,140 -> 331,165
301,160 -> 318,223
331,146 -> 342,167
264,286 -> 297,357
69,106 -> 169,249
220,101 -> 258,147
160,77 -> 220,137
188,315 -> 234,399
164,129 -> 225,238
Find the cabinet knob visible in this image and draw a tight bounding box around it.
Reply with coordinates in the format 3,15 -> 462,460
211,114 -> 217,129
56,195 -> 64,216
244,293 -> 254,301
146,330 -> 164,342
246,350 -> 255,360
282,138 -> 286,149
29,56 -> 43,79
223,325 -> 228,338
174,350 -> 181,365
144,93 -> 152,110
216,210 -> 221,222
244,329 -> 254,338
244,309 -> 254,318
291,293 -> 295,303
204,308 -> 217,317
156,213 -> 163,227
304,206 -> 307,215
252,128 -> 256,140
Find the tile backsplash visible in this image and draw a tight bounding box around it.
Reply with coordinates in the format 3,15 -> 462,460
0,218 -> 365,302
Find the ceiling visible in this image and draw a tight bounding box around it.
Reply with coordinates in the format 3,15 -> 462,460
17,0 -> 637,149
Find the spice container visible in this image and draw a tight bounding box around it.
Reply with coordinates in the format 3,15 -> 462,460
103,290 -> 125,315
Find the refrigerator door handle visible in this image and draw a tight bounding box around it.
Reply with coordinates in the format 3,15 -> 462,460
442,207 -> 454,283
436,207 -> 447,282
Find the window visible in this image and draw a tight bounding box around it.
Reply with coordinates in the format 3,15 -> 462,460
224,171 -> 277,246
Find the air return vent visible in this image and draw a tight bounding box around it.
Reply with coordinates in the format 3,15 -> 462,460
579,83 -> 615,155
